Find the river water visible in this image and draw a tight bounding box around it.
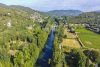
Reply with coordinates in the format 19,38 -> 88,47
37,28 -> 55,67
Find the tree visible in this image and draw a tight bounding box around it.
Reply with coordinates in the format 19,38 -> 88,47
85,58 -> 90,67
83,50 -> 100,63
14,51 -> 24,67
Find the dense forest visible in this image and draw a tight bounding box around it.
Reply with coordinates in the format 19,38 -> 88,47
0,3 -> 100,67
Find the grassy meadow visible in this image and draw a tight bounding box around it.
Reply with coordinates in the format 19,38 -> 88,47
76,27 -> 100,49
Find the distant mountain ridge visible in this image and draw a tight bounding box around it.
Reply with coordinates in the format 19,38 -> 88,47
0,3 -> 41,14
47,10 -> 83,16
94,10 -> 100,12
9,5 -> 38,14
0,3 -> 7,6
0,3 -> 82,17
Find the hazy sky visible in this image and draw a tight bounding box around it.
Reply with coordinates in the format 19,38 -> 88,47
0,0 -> 100,12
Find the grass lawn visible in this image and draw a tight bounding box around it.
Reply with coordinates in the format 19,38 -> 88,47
62,39 -> 81,48
76,27 -> 100,49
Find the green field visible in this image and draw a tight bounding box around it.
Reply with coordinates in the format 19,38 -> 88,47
76,27 -> 100,49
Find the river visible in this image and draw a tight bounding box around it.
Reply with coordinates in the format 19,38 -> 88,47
36,28 -> 55,67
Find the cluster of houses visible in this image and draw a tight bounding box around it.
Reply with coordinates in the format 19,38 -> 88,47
66,23 -> 100,34
65,19 -> 100,33
67,24 -> 75,33
85,23 -> 100,34
30,12 -> 43,23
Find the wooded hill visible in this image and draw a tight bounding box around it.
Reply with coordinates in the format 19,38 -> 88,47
0,3 -> 54,67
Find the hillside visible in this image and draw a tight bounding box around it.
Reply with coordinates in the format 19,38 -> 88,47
0,3 -> 55,67
0,3 -> 8,7
10,5 -> 37,14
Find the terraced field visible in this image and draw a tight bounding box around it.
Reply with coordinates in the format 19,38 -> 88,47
62,28 -> 81,48
76,27 -> 100,49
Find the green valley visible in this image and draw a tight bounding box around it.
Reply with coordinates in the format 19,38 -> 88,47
0,2 -> 100,67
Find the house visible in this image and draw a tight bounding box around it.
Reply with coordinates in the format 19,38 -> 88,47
7,20 -> 12,27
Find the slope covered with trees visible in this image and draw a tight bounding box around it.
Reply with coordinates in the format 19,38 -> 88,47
0,4 -> 55,67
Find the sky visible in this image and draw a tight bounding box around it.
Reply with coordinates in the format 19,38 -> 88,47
0,0 -> 100,12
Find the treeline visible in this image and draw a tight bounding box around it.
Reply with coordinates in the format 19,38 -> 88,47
51,22 -> 65,67
67,12 -> 100,24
